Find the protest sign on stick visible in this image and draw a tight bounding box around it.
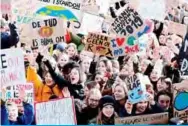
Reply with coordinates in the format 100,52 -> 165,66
85,32 -> 113,57
125,73 -> 147,104
30,18 -> 65,47
0,48 -> 26,87
0,0 -> 11,15
115,112 -> 169,124
173,79 -> 188,122
35,97 -> 77,125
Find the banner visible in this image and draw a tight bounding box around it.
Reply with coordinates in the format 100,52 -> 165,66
0,0 -> 11,15
78,12 -> 104,35
115,112 -> 169,124
137,0 -> 166,21
0,48 -> 26,87
35,98 -> 77,125
109,5 -> 148,57
173,79 -> 188,122
178,33 -> 188,76
125,73 -> 147,104
85,33 -> 113,57
31,18 -> 65,47
1,83 -> 34,106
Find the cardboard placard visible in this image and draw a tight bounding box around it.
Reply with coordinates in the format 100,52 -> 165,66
137,0 -> 166,21
35,98 -> 77,125
109,5 -> 148,57
173,79 -> 188,122
30,18 -> 65,47
125,73 -> 147,104
0,48 -> 26,87
78,12 -> 104,35
115,112 -> 169,124
85,32 -> 113,57
1,83 -> 34,106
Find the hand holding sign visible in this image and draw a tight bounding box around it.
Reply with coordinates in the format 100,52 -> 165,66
62,87 -> 71,98
124,100 -> 133,114
146,92 -> 155,105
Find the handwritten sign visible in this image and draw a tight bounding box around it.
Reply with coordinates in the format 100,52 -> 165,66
115,112 -> 169,124
125,73 -> 147,104
35,98 -> 76,125
1,83 -> 34,106
0,48 -> 26,87
173,80 -> 188,122
30,18 -> 65,47
85,33 -> 113,57
78,12 -> 104,35
109,5 -> 148,57
137,0 -> 166,21
179,33 -> 188,75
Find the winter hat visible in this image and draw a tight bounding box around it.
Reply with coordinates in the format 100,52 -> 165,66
99,95 -> 115,109
56,42 -> 67,52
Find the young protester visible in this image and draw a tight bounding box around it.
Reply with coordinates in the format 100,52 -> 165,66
57,52 -> 70,70
76,88 -> 102,124
131,93 -> 164,116
156,90 -> 173,112
1,100 -> 34,125
156,77 -> 172,93
113,83 -> 131,117
90,95 -> 117,125
43,58 -> 85,100
65,43 -> 79,62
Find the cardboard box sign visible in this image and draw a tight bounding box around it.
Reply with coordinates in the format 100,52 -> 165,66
115,112 -> 169,124
85,32 -> 113,57
126,73 -> 147,104
173,79 -> 188,122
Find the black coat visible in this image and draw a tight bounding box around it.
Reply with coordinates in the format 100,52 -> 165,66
44,60 -> 85,100
1,23 -> 19,49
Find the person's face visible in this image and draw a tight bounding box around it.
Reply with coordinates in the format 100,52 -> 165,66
17,103 -> 24,114
95,74 -> 103,83
158,95 -> 171,110
7,106 -> 19,121
102,105 -> 114,118
114,85 -> 126,100
112,62 -> 119,74
136,101 -> 148,113
120,65 -> 129,76
45,73 -> 54,86
150,70 -> 160,82
88,94 -> 101,108
140,60 -> 148,73
157,80 -> 169,92
69,68 -> 80,84
97,61 -> 106,72
159,35 -> 166,45
81,59 -> 91,73
58,54 -> 69,67
80,51 -> 88,61
84,86 -> 89,97
67,46 -> 76,57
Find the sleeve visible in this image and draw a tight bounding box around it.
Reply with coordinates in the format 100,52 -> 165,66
36,53 -> 44,79
26,66 -> 43,102
150,102 -> 164,113
18,103 -> 34,125
43,60 -> 71,89
1,104 -> 10,125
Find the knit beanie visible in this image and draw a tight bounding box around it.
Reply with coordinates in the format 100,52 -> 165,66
99,95 -> 115,110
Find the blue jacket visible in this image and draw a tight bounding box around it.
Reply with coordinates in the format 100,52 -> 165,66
1,102 -> 34,125
1,23 -> 19,49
